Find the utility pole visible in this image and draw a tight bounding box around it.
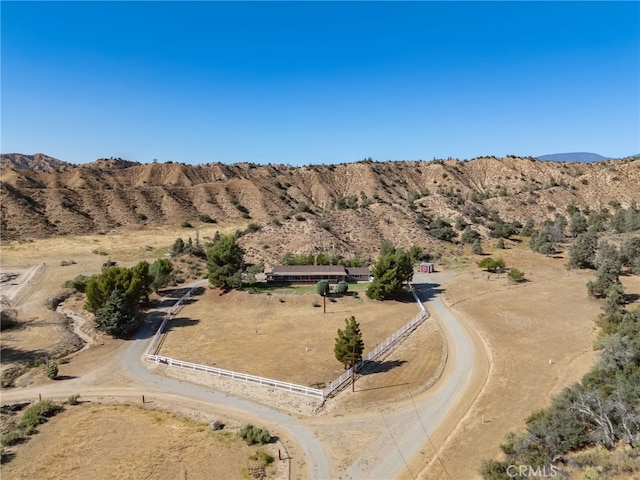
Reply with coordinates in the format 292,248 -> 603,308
351,340 -> 356,392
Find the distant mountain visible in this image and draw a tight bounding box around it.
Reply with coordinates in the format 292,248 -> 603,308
0,153 -> 71,171
537,152 -> 611,163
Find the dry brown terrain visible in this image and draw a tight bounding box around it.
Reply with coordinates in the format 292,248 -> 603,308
1,402 -> 287,480
2,154 -> 639,264
160,287 -> 428,387
2,155 -> 639,479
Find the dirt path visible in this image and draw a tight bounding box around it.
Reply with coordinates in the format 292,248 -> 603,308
337,274 -> 490,479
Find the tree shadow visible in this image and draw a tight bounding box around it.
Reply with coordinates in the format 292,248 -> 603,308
624,293 -> 640,303
359,359 -> 407,375
1,450 -> 17,465
0,345 -> 48,364
165,317 -> 200,332
54,375 -> 78,381
412,283 -> 446,302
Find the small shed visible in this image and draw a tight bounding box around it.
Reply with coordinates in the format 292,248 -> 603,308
419,262 -> 434,273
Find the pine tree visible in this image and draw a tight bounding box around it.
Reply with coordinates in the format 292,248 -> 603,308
334,316 -> 364,370
206,234 -> 244,289
94,288 -> 140,337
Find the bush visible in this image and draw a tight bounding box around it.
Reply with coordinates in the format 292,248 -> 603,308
67,394 -> 80,405
181,221 -> 193,228
46,361 -> 58,380
45,290 -> 73,310
252,449 -> 274,467
198,214 -> 216,223
1,429 -> 27,447
335,280 -> 349,294
63,274 -> 92,293
507,268 -> 526,283
478,257 -> 506,272
60,260 -> 77,266
238,424 -> 271,445
312,300 -> 321,308
19,400 -> 62,431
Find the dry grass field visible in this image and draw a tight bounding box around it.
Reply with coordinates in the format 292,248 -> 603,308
3,227 -> 638,480
417,242 -> 640,480
1,402 -> 286,480
159,287 -> 426,388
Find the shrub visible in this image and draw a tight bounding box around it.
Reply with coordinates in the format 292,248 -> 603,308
63,274 -> 92,293
67,394 -> 80,405
198,214 -> 216,223
335,280 -> 349,294
507,268 -> 526,283
1,429 -> 27,447
19,400 -> 62,431
46,361 -> 58,380
238,424 -> 271,445
181,221 -> 193,228
251,449 -> 274,467
60,260 -> 77,266
312,300 -> 321,308
478,257 -> 506,272
45,290 -> 73,310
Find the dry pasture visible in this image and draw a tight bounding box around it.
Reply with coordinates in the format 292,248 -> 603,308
159,287 -> 429,388
1,402 -> 285,480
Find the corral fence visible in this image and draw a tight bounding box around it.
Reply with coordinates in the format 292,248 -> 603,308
145,283 -> 429,401
321,285 -> 428,399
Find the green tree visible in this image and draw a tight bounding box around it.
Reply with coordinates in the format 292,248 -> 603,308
471,239 -> 484,255
149,258 -> 174,293
568,230 -> 599,269
366,245 -> 413,300
569,211 -> 588,237
429,217 -> 456,242
478,257 -> 506,273
316,280 -> 330,296
587,258 -> 621,298
461,226 -> 481,244
334,316 -> 365,390
94,288 -> 141,337
335,280 -> 349,294
85,263 -> 150,314
206,234 -> 244,289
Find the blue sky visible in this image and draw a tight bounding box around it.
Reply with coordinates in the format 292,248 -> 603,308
2,1 -> 639,165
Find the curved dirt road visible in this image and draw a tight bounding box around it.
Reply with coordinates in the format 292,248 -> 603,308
342,273 -> 490,479
1,274 -> 489,480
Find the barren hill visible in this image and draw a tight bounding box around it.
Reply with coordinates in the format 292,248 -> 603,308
1,154 -> 639,262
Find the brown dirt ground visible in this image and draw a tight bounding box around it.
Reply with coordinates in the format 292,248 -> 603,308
3,230 -> 638,480
416,243 -> 640,480
1,402 -> 287,480
159,287 -> 427,388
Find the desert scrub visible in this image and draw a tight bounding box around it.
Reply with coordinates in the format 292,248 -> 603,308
1,400 -> 63,447
238,424 -> 271,445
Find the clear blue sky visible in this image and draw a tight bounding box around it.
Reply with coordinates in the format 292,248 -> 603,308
2,1 -> 639,165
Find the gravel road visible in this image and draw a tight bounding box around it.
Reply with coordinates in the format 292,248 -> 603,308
1,274 -> 489,480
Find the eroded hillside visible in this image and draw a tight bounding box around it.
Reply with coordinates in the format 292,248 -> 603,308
1,154 -> 639,262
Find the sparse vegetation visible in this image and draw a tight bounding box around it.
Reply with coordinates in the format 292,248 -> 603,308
237,424 -> 271,445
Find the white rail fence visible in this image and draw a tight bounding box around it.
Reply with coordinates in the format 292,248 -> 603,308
322,285 -> 428,398
145,283 -> 429,401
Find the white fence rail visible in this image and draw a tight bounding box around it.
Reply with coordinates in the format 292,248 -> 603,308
322,285 -> 428,398
145,354 -> 324,399
146,283 -> 428,401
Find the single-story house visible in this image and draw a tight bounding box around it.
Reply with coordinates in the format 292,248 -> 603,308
345,267 -> 373,282
265,265 -> 371,284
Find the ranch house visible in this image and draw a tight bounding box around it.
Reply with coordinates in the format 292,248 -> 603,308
265,265 -> 372,284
